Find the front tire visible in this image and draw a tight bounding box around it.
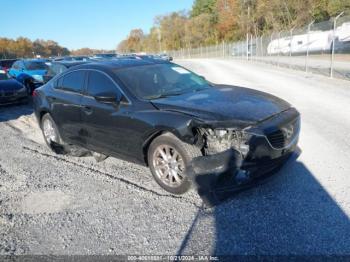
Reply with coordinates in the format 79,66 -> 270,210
147,133 -> 202,194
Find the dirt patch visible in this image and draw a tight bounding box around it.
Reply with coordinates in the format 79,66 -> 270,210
21,191 -> 72,214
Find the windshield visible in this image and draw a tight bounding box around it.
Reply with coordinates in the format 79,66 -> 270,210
0,70 -> 10,80
114,64 -> 211,99
24,61 -> 48,70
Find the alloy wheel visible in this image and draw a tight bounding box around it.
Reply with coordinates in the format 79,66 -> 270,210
42,118 -> 57,144
152,145 -> 185,188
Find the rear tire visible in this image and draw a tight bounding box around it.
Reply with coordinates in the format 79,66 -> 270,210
147,133 -> 202,194
41,113 -> 66,154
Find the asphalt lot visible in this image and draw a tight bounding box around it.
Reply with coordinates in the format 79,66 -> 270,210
0,59 -> 350,256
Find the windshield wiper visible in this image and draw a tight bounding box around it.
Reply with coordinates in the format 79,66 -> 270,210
146,92 -> 184,100
146,86 -> 210,100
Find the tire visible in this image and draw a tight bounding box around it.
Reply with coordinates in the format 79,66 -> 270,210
147,133 -> 202,194
41,113 -> 66,154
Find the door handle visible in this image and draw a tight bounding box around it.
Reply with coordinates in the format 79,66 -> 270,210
82,106 -> 93,115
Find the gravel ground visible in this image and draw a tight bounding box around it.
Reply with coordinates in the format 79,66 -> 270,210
0,59 -> 349,256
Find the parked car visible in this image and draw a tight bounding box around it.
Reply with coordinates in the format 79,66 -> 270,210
0,59 -> 17,73
33,59 -> 300,195
91,53 -> 117,60
158,53 -> 173,61
0,68 -> 28,105
53,56 -> 90,62
43,61 -> 90,83
8,59 -> 49,94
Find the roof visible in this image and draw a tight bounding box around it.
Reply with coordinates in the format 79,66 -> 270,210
20,59 -> 48,63
51,61 -> 89,68
71,58 -> 169,72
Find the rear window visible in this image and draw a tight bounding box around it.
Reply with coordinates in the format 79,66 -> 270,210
48,64 -> 67,76
24,61 -> 48,70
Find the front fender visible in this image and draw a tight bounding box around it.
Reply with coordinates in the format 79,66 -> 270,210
134,109 -> 202,145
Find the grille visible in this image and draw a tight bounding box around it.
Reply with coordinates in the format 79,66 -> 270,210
266,118 -> 299,149
267,130 -> 285,148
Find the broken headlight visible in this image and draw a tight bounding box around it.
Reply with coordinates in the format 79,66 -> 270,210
201,128 -> 252,156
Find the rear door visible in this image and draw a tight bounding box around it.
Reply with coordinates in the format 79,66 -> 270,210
50,70 -> 86,144
80,70 -> 131,156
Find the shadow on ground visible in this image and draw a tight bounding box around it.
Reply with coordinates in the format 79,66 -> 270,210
0,102 -> 33,122
177,156 -> 350,255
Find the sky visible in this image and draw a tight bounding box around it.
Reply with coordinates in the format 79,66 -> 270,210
1,0 -> 193,50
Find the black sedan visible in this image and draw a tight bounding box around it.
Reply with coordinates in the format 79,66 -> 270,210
0,68 -> 28,105
33,59 -> 300,195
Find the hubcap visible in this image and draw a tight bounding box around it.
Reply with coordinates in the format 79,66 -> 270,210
153,145 -> 185,188
43,118 -> 57,144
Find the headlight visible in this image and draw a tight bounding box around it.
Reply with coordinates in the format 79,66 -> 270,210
32,75 -> 43,82
214,129 -> 228,137
201,128 -> 252,156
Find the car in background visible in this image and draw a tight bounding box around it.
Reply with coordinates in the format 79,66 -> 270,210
0,59 -> 17,73
33,59 -> 300,195
91,53 -> 117,60
43,61 -> 90,83
158,53 -> 173,61
53,56 -> 90,62
135,54 -> 169,62
8,59 -> 49,94
0,68 -> 28,105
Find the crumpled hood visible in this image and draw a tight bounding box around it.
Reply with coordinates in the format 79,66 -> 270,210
151,85 -> 291,125
0,79 -> 24,91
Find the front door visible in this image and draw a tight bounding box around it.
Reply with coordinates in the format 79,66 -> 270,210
80,70 -> 131,156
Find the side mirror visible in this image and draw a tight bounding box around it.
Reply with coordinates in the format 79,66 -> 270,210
94,95 -> 119,104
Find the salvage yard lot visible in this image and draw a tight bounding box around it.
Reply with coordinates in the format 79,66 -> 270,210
1,59 -> 350,255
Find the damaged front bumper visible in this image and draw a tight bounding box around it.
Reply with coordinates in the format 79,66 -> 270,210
188,108 -> 300,206
187,147 -> 296,207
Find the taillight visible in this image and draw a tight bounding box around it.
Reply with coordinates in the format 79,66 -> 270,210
32,89 -> 38,97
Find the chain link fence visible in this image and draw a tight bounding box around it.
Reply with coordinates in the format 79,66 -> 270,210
169,14 -> 350,80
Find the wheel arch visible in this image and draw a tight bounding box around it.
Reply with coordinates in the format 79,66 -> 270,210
38,110 -> 50,127
142,127 -> 202,166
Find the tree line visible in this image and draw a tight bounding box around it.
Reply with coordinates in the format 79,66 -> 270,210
117,0 -> 350,53
0,37 -> 70,59
0,37 -> 115,59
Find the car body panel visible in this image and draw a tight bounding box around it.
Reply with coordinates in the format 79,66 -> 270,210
0,77 -> 27,105
151,85 -> 291,124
